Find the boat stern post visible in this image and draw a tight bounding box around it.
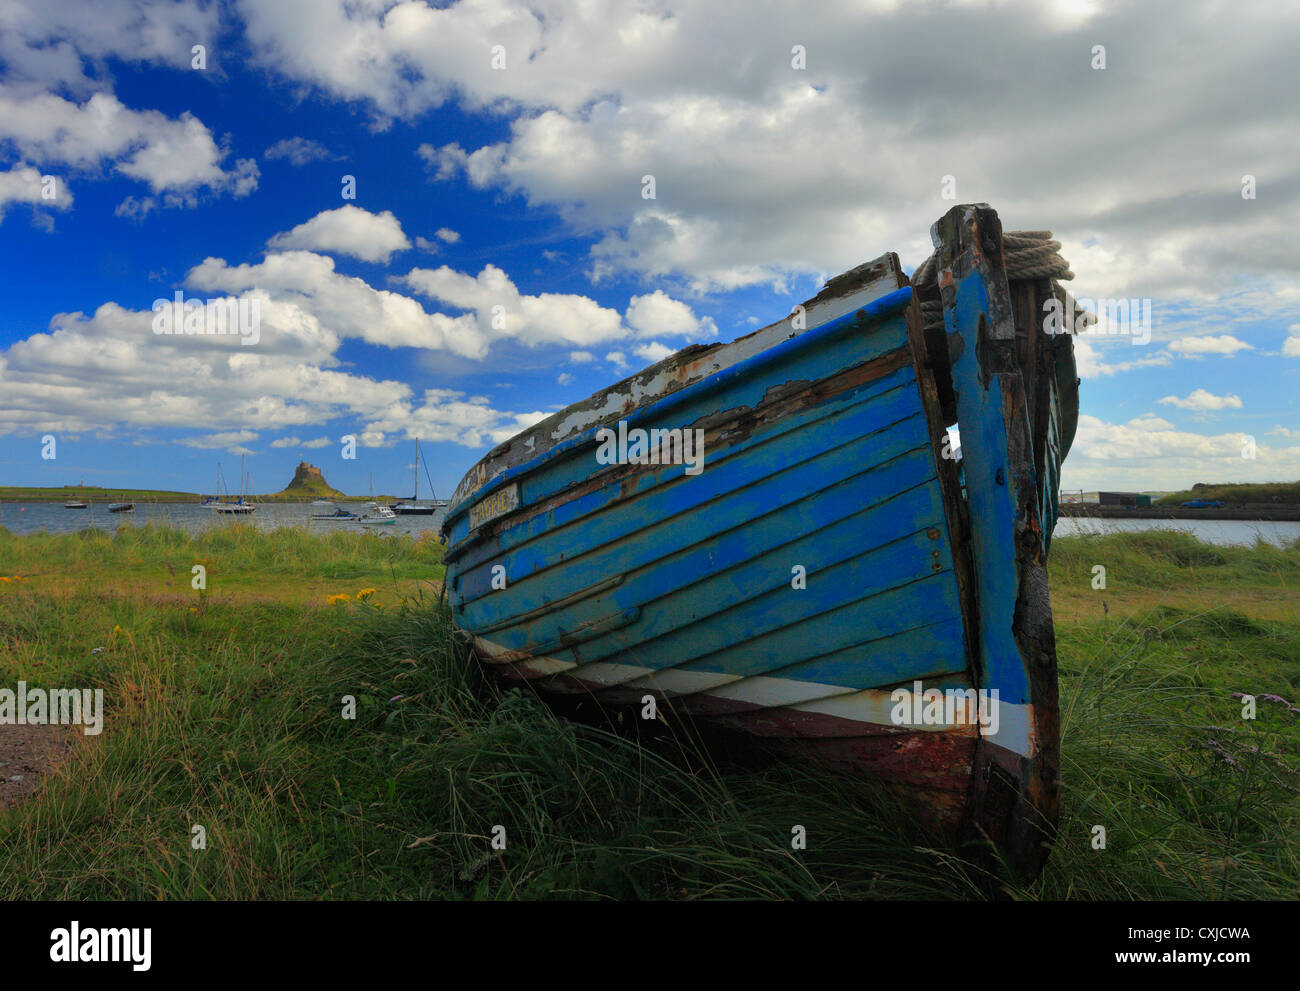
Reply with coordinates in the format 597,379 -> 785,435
932,203 -> 1062,880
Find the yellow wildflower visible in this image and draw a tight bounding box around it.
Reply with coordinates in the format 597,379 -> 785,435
356,588 -> 378,601
326,593 -> 350,605
111,624 -> 127,636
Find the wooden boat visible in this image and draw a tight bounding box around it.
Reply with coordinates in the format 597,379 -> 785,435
106,502 -> 134,513
439,205 -> 1080,878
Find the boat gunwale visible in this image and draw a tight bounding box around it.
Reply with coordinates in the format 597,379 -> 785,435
442,283 -> 917,539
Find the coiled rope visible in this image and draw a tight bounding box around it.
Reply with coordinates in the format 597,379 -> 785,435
911,229 -> 1094,334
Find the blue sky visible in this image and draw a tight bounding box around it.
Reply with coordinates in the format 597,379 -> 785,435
1,0 -> 1297,498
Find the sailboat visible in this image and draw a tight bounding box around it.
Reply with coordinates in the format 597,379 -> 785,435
392,439 -> 438,514
209,455 -> 256,514
356,471 -> 397,524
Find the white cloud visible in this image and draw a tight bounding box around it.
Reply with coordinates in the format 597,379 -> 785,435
265,137 -> 335,165
0,163 -> 72,221
187,251 -> 485,356
1072,337 -> 1173,378
1157,389 -> 1244,411
418,142 -> 469,180
435,227 -> 460,244
270,436 -> 300,448
1063,414 -> 1300,490
401,264 -> 626,349
1167,335 -> 1254,357
180,431 -> 258,451
569,350 -> 595,363
625,290 -> 716,339
557,372 -> 573,385
1284,324 -> 1300,357
302,435 -> 332,448
0,87 -> 257,202
633,341 -> 674,363
359,388 -> 548,448
0,0 -> 219,94
239,0 -> 1300,306
268,206 -> 411,264
606,351 -> 629,369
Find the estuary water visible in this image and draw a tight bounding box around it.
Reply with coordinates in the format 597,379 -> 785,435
2,501 -> 1297,548
0,501 -> 448,538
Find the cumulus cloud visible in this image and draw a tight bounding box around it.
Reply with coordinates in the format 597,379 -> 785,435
633,341 -> 674,363
1072,338 -> 1173,378
1063,414 -> 1300,490
265,137 -> 336,165
268,206 -> 412,264
1158,389 -> 1245,411
1284,324 -> 1300,357
0,87 -> 258,202
1167,335 -> 1254,357
0,163 -> 72,221
401,264 -> 627,349
181,430 -> 259,451
238,0 -> 1299,314
187,250 -> 486,356
0,0 -> 219,94
625,290 -> 717,339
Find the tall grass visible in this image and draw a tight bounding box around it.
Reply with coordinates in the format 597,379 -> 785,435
1,528 -> 1296,899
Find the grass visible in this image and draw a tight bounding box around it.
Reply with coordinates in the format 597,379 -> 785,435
1154,479 -> 1300,506
0,525 -> 1297,899
0,486 -> 200,502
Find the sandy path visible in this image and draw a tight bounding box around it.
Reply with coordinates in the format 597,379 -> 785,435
0,724 -> 76,810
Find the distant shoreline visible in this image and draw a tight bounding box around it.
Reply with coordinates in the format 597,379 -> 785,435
1059,503 -> 1300,522
0,488 -> 396,504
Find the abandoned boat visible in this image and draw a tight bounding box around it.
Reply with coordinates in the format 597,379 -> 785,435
439,204 -> 1082,878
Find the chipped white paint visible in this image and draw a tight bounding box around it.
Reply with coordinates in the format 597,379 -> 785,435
471,633 -> 1037,757
449,254 -> 906,509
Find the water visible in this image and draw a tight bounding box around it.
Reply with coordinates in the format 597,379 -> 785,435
3,501 -> 1297,549
1052,516 -> 1300,548
0,501 -> 448,538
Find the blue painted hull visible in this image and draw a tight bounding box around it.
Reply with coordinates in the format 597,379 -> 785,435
442,206 -> 1075,876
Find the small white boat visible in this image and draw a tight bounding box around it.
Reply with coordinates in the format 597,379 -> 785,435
356,505 -> 397,525
63,500 -> 87,509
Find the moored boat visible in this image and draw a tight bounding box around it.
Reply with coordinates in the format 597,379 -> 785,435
208,454 -> 257,513
63,500 -> 87,509
106,502 -> 134,513
393,439 -> 438,514
357,504 -> 397,525
439,205 -> 1081,877
311,506 -> 360,520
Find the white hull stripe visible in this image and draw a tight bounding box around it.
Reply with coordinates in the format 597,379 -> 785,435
473,636 -> 1036,758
